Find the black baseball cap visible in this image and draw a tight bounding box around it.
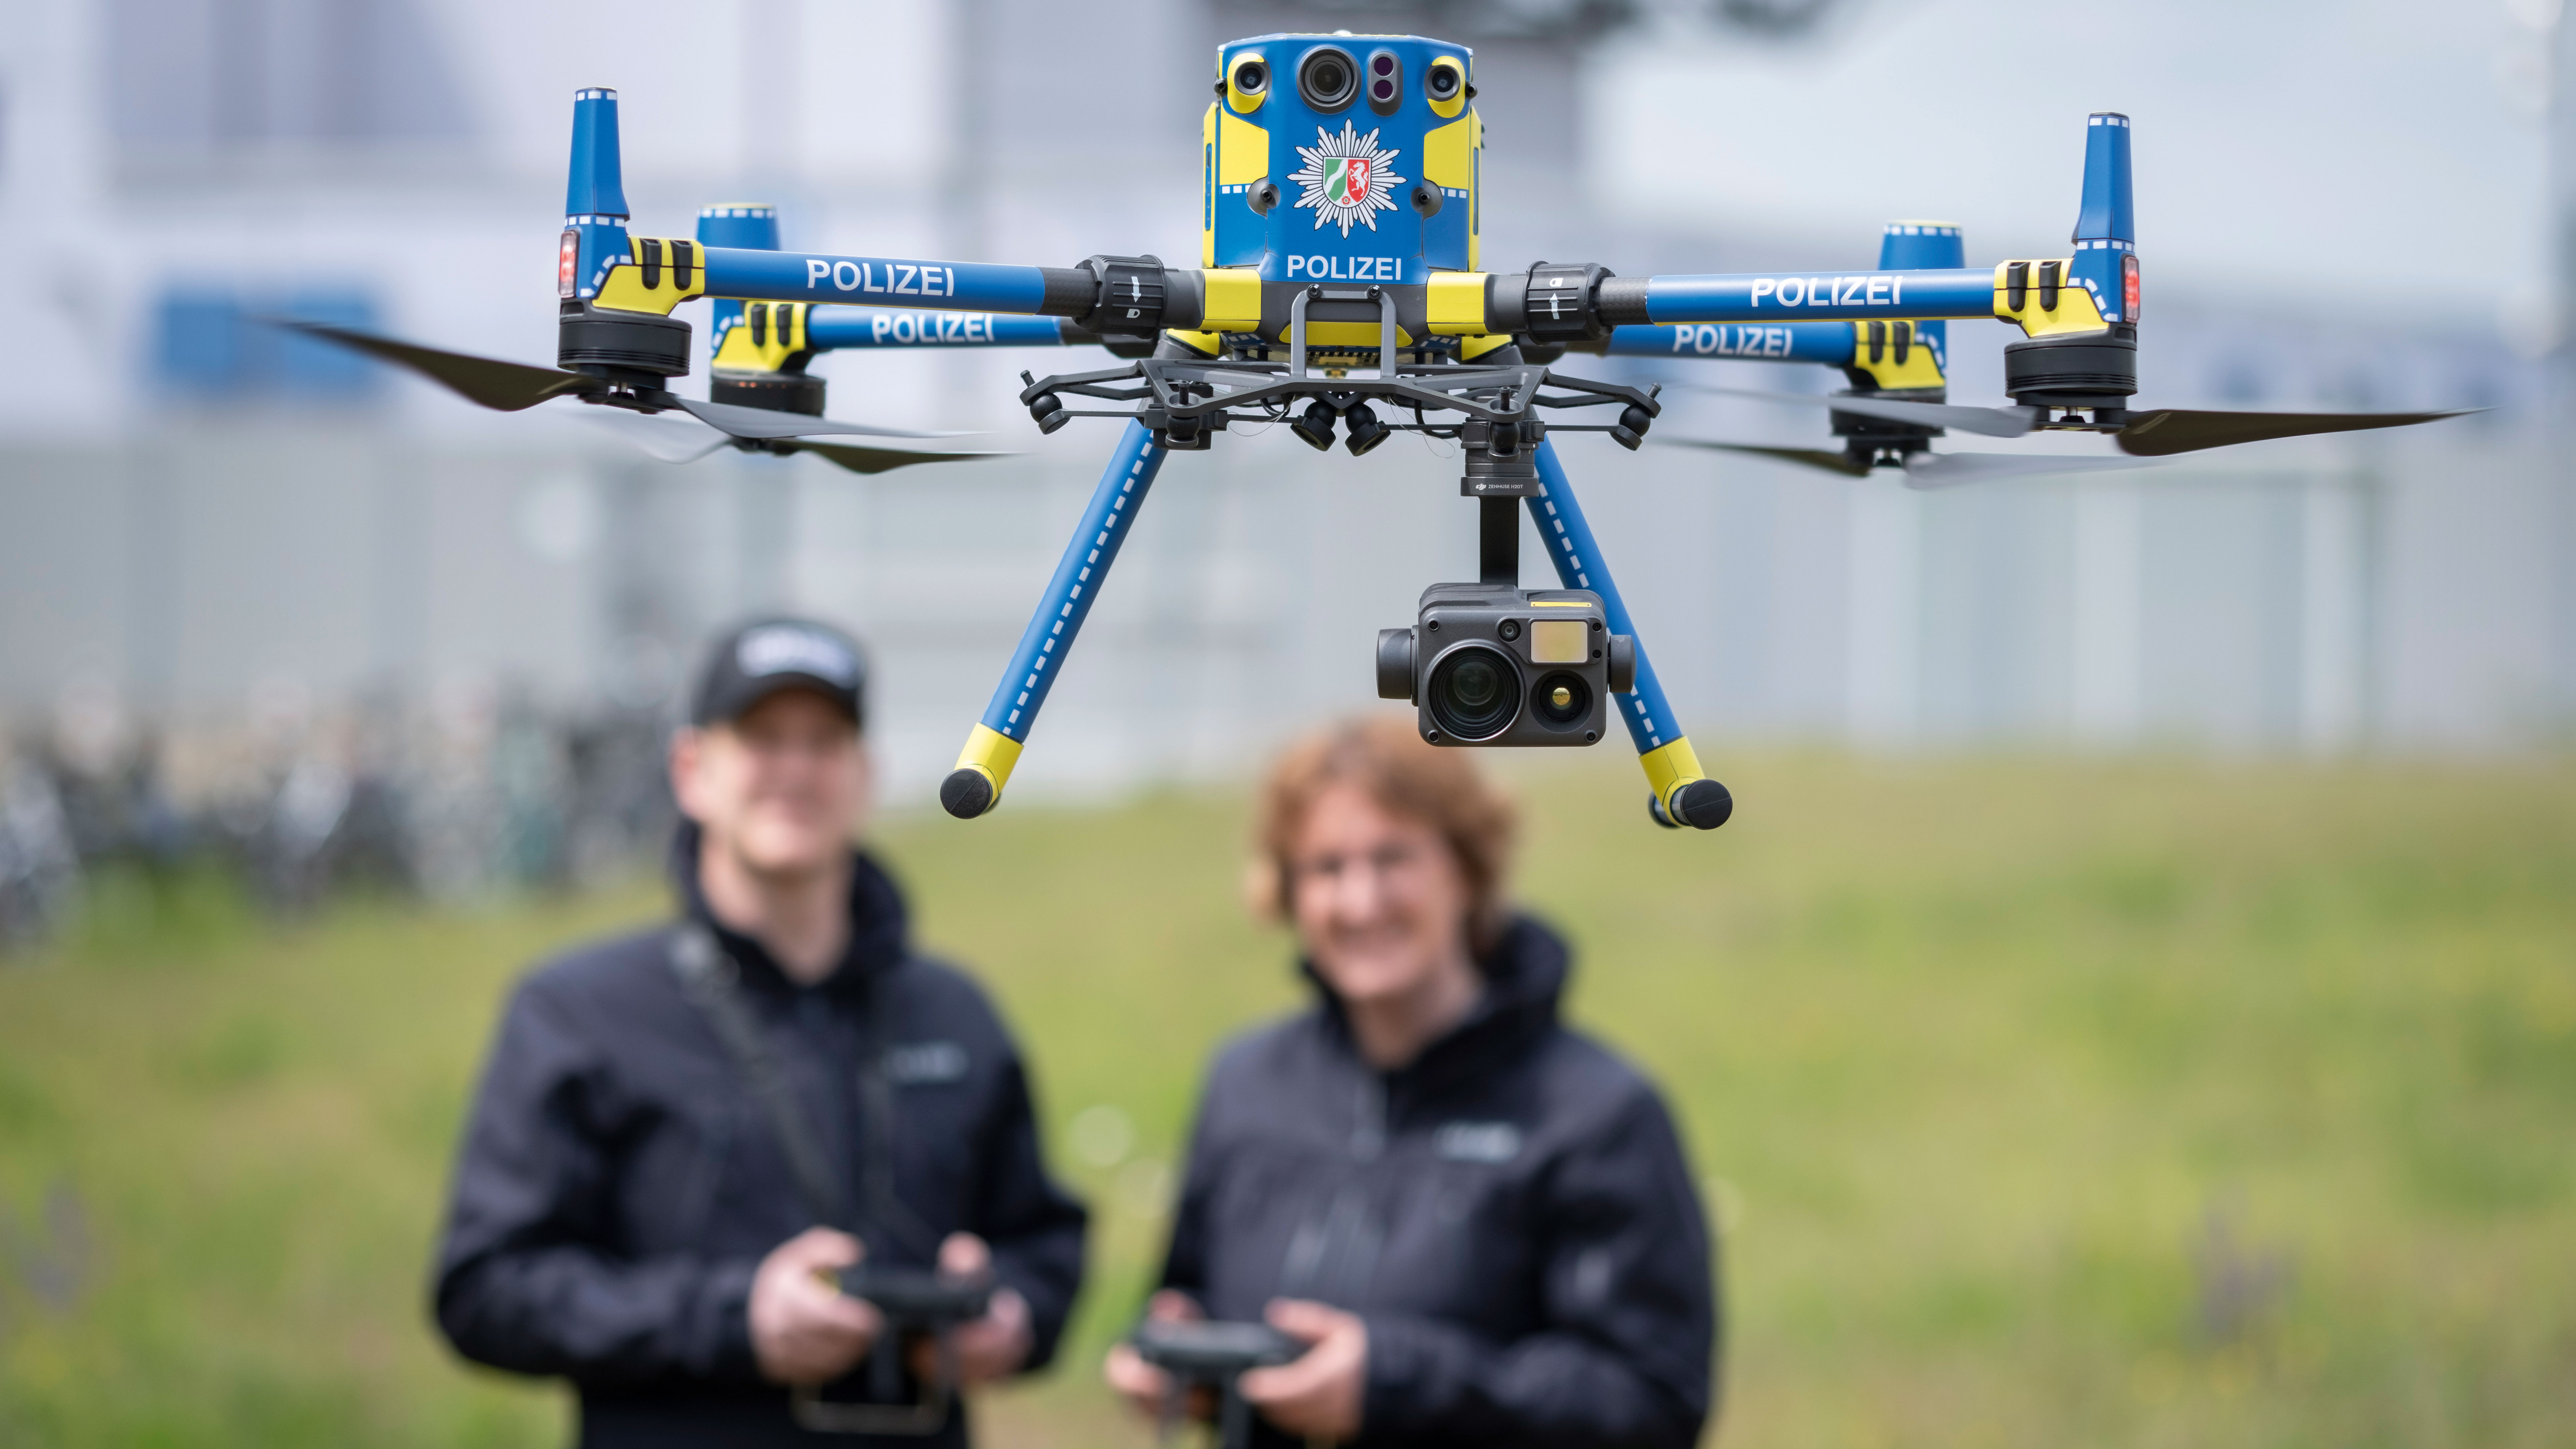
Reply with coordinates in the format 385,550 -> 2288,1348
690,617 -> 867,730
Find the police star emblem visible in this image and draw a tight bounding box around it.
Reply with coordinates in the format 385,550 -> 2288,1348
1290,122 -> 1406,237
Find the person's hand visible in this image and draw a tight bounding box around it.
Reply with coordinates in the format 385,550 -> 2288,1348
905,1232 -> 1034,1386
749,1228 -> 883,1385
1102,1290 -> 1206,1421
1239,1299 -> 1367,1442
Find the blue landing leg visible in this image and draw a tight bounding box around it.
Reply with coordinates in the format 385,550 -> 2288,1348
1528,439 -> 1733,829
941,420 -> 1167,818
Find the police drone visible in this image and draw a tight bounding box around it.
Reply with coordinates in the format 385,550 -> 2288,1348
303,35 -> 2469,832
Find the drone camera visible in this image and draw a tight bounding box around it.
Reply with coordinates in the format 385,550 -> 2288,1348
1366,49 -> 1403,116
1379,584 -> 1632,748
1290,398 -> 1338,451
1425,58 -> 1462,101
1298,45 -> 1359,113
1342,401 -> 1390,455
1225,53 -> 1269,113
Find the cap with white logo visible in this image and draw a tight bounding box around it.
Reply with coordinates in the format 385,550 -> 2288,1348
690,617 -> 866,729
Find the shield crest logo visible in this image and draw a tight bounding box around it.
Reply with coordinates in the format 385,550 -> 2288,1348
1327,156 -> 1372,208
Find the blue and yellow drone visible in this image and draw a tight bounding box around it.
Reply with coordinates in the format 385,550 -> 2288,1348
304,32 -> 2465,831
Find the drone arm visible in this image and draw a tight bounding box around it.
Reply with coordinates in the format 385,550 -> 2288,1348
941,420 -> 1168,820
1527,441 -> 1731,831
803,310 -> 1085,350
1606,268 -> 1999,326
1599,322 -> 1853,364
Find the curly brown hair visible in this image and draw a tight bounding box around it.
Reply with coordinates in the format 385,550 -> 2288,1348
1248,715 -> 1520,950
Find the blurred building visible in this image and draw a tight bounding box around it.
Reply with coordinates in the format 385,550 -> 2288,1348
0,0 -> 2562,831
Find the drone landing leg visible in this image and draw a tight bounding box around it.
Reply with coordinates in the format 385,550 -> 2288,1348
941,420 -> 1167,819
1527,440 -> 1733,830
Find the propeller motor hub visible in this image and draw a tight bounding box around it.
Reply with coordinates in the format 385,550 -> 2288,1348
2003,325 -> 2137,413
559,301 -> 693,380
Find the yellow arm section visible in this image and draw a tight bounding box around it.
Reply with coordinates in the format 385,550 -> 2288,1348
1843,320 -> 1946,389
710,303 -> 810,372
1427,271 -> 1489,335
1991,260 -> 2108,337
592,237 -> 710,315
1197,268 -> 1262,333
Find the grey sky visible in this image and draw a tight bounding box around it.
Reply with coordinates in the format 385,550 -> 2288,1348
1591,0 -> 2550,333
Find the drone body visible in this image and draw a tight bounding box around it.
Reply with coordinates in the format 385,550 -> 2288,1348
298,30 -> 2468,832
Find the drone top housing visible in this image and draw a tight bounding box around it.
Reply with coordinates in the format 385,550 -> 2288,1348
1380,583 -> 1635,747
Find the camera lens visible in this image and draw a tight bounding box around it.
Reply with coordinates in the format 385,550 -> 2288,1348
1427,643 -> 1522,742
1426,63 -> 1460,101
1298,46 -> 1358,111
1234,59 -> 1268,95
1531,671 -> 1591,729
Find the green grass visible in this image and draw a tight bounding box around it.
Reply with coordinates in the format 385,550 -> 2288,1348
2,753 -> 2572,1447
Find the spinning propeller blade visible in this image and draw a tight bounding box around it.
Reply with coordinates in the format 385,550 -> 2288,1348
787,441 -> 1012,476
670,397 -> 972,442
1897,452 -> 2165,489
1669,384 -> 2041,438
584,411 -> 733,463
2111,408 -> 2479,456
280,322 -> 595,412
1664,437 -> 2163,487
1659,438 -> 1870,476
1669,382 -> 2477,456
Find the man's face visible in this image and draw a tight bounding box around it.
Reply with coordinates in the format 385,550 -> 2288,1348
671,689 -> 870,880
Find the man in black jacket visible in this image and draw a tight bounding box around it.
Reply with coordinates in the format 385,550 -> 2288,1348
434,618 -> 1087,1448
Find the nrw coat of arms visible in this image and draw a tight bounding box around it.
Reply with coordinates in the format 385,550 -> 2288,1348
1289,122 -> 1406,237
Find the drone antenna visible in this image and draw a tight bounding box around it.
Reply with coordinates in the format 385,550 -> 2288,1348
561,88 -> 633,303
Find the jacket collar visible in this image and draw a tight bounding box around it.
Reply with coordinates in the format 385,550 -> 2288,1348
670,819 -> 910,1000
1302,913 -> 1570,1093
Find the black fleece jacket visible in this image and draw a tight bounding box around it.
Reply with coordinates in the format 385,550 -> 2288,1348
433,827 -> 1087,1448
1160,916 -> 1718,1448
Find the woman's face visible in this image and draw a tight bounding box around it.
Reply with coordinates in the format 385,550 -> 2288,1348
1287,781 -> 1474,1008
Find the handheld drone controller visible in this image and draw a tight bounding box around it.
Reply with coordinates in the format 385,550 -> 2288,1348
1130,1317 -> 1306,1379
830,1264 -> 993,1326
1131,1318 -> 1307,1449
790,1267 -> 993,1437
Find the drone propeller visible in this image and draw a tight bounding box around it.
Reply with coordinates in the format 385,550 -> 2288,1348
1662,437 -> 2164,489
668,396 -> 966,442
1668,383 -> 2475,456
583,410 -> 737,463
287,321 -> 969,440
2105,407 -> 2476,456
1896,451 -> 2163,488
584,402 -> 1005,474
288,322 -> 597,411
789,441 -> 1004,476
1664,440 -> 1870,476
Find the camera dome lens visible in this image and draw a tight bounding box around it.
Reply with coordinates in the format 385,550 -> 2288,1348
1298,46 -> 1358,111
1427,643 -> 1522,741
1234,59 -> 1268,95
1426,64 -> 1460,100
1532,671 -> 1592,728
